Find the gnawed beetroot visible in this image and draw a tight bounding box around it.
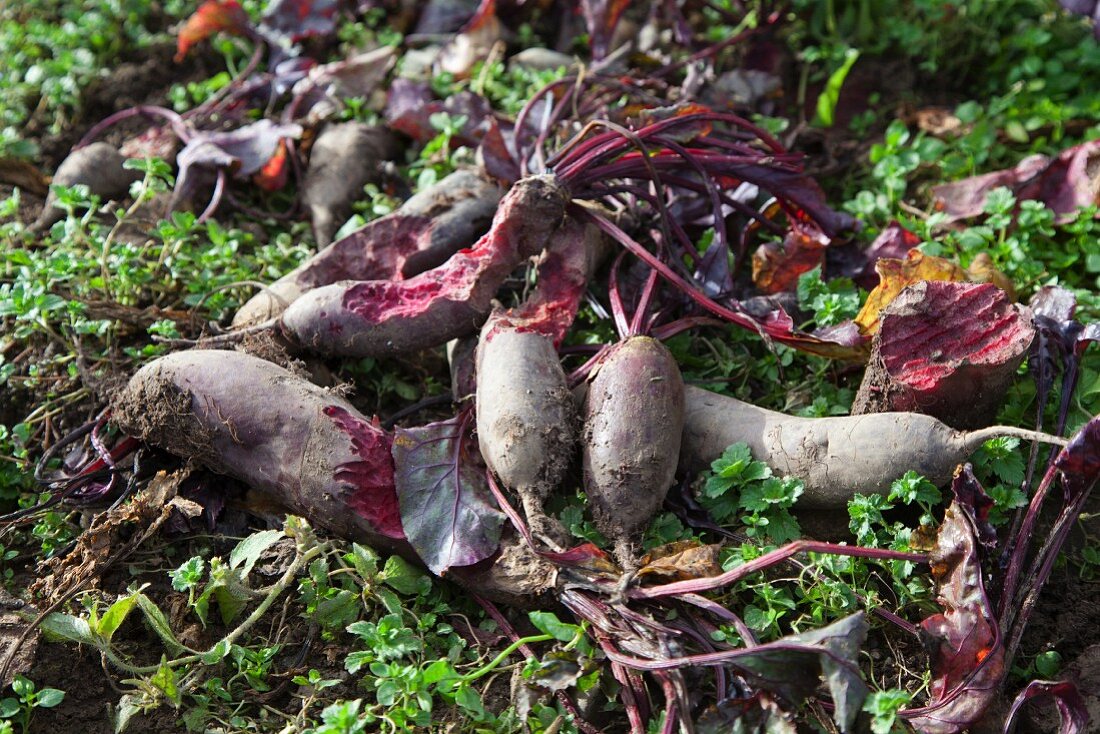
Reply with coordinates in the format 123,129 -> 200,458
112,349 -> 409,551
279,174 -> 568,357
302,122 -> 403,248
852,281 -> 1035,430
481,213 -> 610,347
234,168 -> 503,326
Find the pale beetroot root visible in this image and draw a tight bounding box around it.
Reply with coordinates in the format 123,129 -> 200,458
303,122 -> 403,248
852,281 -> 1035,429
476,327 -> 575,544
234,168 -> 502,325
475,216 -> 608,544
32,142 -> 142,231
111,349 -> 411,554
279,174 -> 568,358
583,336 -> 685,568
680,385 -> 1068,508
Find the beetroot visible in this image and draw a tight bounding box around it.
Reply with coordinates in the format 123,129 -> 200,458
234,168 -> 502,326
302,122 -> 403,248
112,349 -> 410,553
33,143 -> 142,231
582,336 -> 685,568
278,174 -> 568,357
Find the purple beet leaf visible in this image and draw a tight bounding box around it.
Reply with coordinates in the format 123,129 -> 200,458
711,614 -> 868,733
261,0 -> 338,42
391,414 -> 505,575
580,0 -> 631,60
172,119 -> 302,208
1004,680 -> 1089,734
903,470 -> 1005,734
931,140 -> 1100,223
291,47 -> 397,123
1027,286 -> 1100,437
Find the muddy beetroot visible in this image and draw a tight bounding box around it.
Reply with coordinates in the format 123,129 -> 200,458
583,336 -> 685,568
234,168 -> 503,326
112,349 -> 409,551
302,121 -> 403,247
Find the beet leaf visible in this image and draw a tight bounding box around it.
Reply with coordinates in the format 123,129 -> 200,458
902,468 -> 1005,734
392,415 -> 505,575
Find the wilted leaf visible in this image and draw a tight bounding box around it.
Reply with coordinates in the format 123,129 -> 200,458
730,614 -> 869,733
752,220 -> 830,294
173,120 -> 302,207
415,0 -> 481,34
903,476 -> 1005,734
580,0 -> 632,60
175,0 -> 252,62
696,693 -> 797,734
1052,415 -> 1100,501
261,0 -> 337,42
252,139 -> 290,191
228,529 -> 284,575
854,251 -> 969,334
539,542 -> 619,576
436,0 -> 501,79
931,140 -> 1100,223
385,80 -> 494,147
637,541 -> 723,583
1027,286 -> 1100,435
1004,680 -> 1089,734
392,417 -> 505,575
292,47 -> 397,123
525,652 -> 587,693
477,119 -> 519,185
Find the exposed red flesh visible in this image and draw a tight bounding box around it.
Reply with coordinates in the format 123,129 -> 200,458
323,406 -> 405,540
280,174 -> 568,357
481,215 -> 606,347
853,281 -> 1035,429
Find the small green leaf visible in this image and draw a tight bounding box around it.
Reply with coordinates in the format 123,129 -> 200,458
40,613 -> 96,646
200,639 -> 231,665
814,48 -> 861,127
151,659 -> 180,706
348,543 -> 379,579
229,529 -> 284,575
97,594 -> 140,642
422,659 -> 458,685
0,698 -> 20,718
380,556 -> 431,596
528,611 -> 578,642
136,594 -> 186,655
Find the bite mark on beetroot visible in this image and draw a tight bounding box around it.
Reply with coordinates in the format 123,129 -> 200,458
323,406 -> 405,540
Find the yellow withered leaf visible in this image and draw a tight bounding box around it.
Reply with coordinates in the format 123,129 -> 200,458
854,251 -> 967,334
855,250 -> 1014,335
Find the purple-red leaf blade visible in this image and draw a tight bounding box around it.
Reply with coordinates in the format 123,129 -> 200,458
392,417 -> 505,575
